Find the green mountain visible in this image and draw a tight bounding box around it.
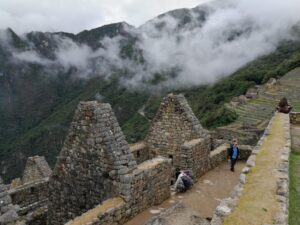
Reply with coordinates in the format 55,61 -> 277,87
1,4 -> 300,182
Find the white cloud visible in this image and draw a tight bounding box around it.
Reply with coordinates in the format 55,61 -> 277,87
5,0 -> 300,91
0,0 -> 209,34
12,50 -> 52,65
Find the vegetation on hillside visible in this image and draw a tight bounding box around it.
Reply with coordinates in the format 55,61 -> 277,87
1,25 -> 300,182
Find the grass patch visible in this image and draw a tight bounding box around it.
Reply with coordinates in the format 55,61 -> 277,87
289,147 -> 300,225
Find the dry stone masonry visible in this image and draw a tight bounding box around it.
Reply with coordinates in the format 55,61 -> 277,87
47,102 -> 137,225
290,112 -> 300,124
48,101 -> 172,225
0,177 -> 19,225
180,138 -> 210,179
146,94 -> 210,178
5,156 -> 52,225
22,156 -> 52,185
130,142 -> 150,164
6,93 -> 257,225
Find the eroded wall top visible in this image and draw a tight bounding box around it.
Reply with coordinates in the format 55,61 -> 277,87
22,156 -> 52,184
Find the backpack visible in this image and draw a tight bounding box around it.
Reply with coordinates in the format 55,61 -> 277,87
181,175 -> 193,188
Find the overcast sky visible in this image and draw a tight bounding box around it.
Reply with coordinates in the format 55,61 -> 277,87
0,0 -> 210,34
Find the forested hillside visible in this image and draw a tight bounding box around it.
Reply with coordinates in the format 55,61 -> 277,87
1,3 -> 300,182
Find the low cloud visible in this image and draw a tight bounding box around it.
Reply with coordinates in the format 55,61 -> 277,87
0,0 -> 207,34
5,0 -> 300,91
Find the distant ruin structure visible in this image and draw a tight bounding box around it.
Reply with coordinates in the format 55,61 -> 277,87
0,177 -> 19,225
22,156 -> 52,184
6,156 -> 52,224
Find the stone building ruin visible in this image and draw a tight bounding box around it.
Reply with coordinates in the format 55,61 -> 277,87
145,94 -> 211,180
3,93 -> 254,225
4,156 -> 52,225
47,102 -> 172,225
22,156 -> 52,185
0,177 -> 19,225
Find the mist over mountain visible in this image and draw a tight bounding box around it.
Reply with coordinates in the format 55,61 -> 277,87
1,0 -> 300,181
1,0 -> 300,90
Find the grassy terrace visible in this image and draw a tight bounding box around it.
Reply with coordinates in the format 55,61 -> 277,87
228,68 -> 300,131
290,124 -> 300,225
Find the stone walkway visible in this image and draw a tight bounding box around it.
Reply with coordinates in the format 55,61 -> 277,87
125,161 -> 245,225
223,113 -> 289,225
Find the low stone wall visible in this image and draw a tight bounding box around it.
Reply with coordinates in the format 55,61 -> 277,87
238,145 -> 253,160
64,157 -> 172,225
20,206 -> 48,225
209,144 -> 252,170
180,138 -> 210,179
130,142 -> 150,165
290,112 -> 300,124
65,198 -> 126,225
211,113 -> 291,225
209,144 -> 228,170
214,127 -> 263,145
8,178 -> 48,216
129,157 -> 171,216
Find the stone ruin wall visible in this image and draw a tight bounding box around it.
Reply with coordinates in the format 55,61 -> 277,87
209,144 -> 252,170
180,138 -> 210,179
213,127 -> 264,146
0,177 -> 19,225
62,94 -> 254,225
130,142 -> 150,165
47,102 -> 137,225
4,156 -> 52,225
65,157 -> 171,225
48,101 -> 172,225
290,112 -> 300,124
145,94 -> 210,177
8,178 -> 48,216
22,156 -> 52,185
4,93 -> 256,225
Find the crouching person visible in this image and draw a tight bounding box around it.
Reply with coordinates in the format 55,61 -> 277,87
173,170 -> 193,192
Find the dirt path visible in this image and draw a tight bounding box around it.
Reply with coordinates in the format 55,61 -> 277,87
223,113 -> 288,225
125,161 -> 245,225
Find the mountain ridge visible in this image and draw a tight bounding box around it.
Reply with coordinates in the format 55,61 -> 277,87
1,3 -> 300,182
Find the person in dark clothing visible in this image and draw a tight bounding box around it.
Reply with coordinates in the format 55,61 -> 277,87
173,170 -> 193,192
175,168 -> 181,180
228,139 -> 240,172
276,97 -> 292,114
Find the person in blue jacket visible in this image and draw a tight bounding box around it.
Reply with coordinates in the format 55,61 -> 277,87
228,139 -> 240,172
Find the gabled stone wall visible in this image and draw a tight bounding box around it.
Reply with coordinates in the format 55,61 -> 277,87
145,93 -> 209,173
3,156 -> 52,225
47,101 -> 138,225
22,156 -> 52,185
